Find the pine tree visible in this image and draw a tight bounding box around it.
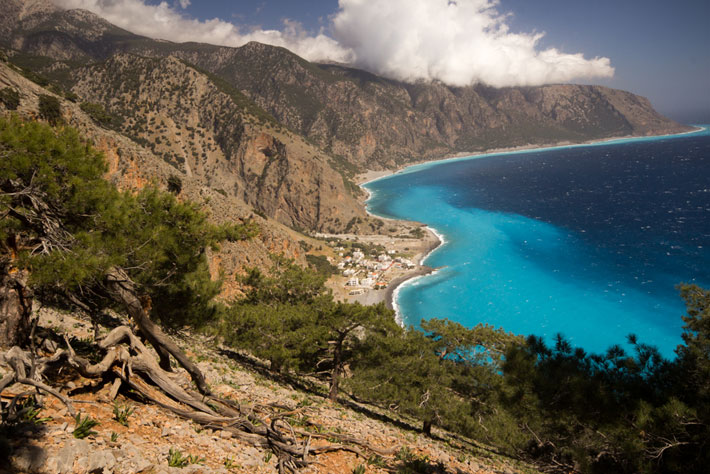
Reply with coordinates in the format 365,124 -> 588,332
0,115 -> 256,393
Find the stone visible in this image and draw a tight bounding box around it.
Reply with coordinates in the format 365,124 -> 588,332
10,445 -> 48,473
128,434 -> 146,445
133,456 -> 153,473
45,439 -> 89,474
219,430 -> 232,439
81,449 -> 116,473
243,446 -> 260,458
118,454 -> 153,474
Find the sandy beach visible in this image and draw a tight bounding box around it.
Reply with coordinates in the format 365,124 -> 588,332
383,264 -> 435,310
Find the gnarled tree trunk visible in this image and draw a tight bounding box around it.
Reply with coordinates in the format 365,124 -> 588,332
0,263 -> 32,349
105,267 -> 211,395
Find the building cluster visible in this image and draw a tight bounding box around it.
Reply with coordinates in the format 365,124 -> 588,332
332,246 -> 416,293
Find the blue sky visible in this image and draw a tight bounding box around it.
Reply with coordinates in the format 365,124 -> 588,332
59,0 -> 709,123
499,0 -> 710,123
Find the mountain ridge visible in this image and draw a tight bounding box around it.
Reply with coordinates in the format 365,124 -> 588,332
0,0 -> 692,231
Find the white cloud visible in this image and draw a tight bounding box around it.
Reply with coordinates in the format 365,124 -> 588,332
177,0 -> 189,10
332,0 -> 613,87
52,0 -> 613,88
52,0 -> 353,63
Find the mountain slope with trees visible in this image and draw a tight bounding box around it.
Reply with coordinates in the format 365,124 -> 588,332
1,0 -> 691,175
1,2 -> 707,473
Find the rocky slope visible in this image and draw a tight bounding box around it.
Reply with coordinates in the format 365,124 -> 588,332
0,0 -> 366,232
2,307 -> 535,474
0,56 -> 333,296
167,43 -> 689,169
69,53 -> 364,232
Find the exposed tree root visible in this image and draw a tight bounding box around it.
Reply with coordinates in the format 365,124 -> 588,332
105,268 -> 212,395
0,325 -> 393,473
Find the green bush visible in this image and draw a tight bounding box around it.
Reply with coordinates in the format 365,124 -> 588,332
112,401 -> 134,427
167,174 -> 183,194
38,94 -> 61,125
305,254 -> 337,276
80,101 -> 121,128
72,414 -> 99,439
167,448 -> 204,468
0,87 -> 20,110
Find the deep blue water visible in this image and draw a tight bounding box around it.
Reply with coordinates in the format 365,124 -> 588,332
364,127 -> 710,357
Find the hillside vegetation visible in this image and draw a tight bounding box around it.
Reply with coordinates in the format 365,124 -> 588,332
0,2 -> 706,473
1,115 -> 709,474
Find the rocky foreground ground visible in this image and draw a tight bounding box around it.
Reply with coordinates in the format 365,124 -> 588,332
1,308 -> 535,474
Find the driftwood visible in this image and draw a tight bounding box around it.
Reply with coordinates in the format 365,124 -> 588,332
0,326 -> 393,473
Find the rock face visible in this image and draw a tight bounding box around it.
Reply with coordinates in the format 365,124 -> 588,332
70,54 -> 363,231
168,45 -> 689,169
0,55 -> 320,294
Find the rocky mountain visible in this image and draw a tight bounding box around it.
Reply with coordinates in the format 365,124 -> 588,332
165,42 -> 688,169
0,52 -> 339,299
0,1 -> 366,233
0,0 -> 692,226
70,53 -> 363,232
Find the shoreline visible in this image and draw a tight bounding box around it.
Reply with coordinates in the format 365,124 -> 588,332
356,124 -> 707,317
383,225 -> 443,310
355,125 -> 707,187
384,265 -> 435,311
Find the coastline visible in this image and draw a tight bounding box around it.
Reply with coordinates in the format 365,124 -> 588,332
356,124 -> 707,318
384,266 -> 434,310
383,225 -> 443,309
356,125 -> 707,187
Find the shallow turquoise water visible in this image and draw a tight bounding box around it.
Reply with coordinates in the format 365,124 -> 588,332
365,127 -> 710,356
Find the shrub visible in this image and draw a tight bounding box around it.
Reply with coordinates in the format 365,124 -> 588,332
167,174 -> 182,194
80,102 -> 120,128
0,87 -> 20,110
167,448 -> 204,468
112,401 -> 134,426
72,414 -> 99,439
38,94 -> 62,125
306,254 -> 337,276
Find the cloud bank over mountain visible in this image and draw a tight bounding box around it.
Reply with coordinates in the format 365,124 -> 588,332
54,0 -> 614,87
53,0 -> 354,62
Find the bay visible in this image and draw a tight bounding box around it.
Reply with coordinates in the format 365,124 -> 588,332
364,127 -> 710,356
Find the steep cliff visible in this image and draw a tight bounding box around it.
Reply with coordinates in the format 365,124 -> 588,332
70,54 -> 363,232
0,57 -> 330,297
169,43 -> 689,169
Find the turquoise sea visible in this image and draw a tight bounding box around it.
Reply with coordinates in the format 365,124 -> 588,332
364,127 -> 710,357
